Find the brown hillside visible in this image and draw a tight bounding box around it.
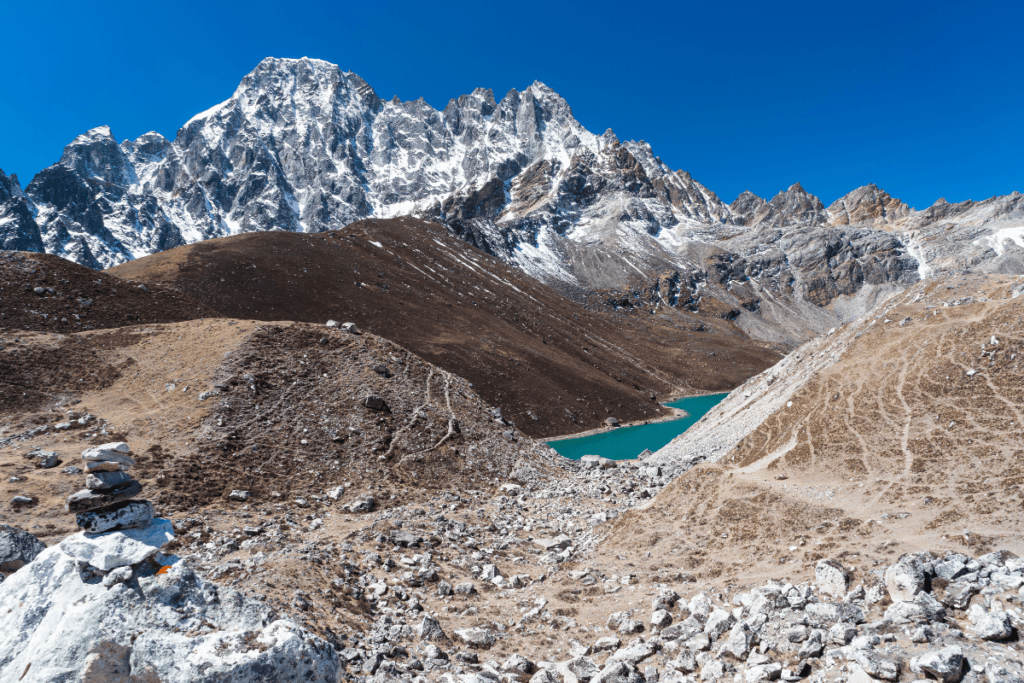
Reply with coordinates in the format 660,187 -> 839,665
0,250 -> 218,332
597,274 -> 1024,590
0,320 -> 562,536
109,218 -> 781,438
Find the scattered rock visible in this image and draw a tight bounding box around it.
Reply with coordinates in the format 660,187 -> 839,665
345,495 -> 375,513
0,525 -> 47,572
557,655 -> 601,683
535,534 -> 572,552
914,645 -> 964,683
502,654 -> 535,674
703,609 -> 736,640
852,649 -> 900,681
581,454 -> 617,470
454,627 -> 495,648
972,611 -> 1014,641
416,615 -> 447,641
885,592 -> 946,624
363,394 -> 387,411
884,554 -> 926,602
814,558 -> 849,598
31,450 -> 59,469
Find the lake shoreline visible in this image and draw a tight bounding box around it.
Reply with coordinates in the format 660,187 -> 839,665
544,406 -> 690,443
543,390 -> 724,443
543,392 -> 730,460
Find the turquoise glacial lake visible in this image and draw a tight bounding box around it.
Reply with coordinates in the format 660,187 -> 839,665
545,393 -> 728,461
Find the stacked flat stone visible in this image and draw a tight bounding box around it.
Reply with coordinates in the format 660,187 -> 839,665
64,442 -> 154,534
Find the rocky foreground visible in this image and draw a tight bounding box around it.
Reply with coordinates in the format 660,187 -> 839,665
2,446 -> 1023,683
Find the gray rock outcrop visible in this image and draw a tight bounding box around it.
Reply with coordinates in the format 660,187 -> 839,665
0,524 -> 47,573
0,543 -> 340,682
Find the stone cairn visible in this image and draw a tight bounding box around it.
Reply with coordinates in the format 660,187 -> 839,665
64,442 -> 154,534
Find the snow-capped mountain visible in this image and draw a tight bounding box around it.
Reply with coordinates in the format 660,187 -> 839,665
2,56 -> 1021,345
0,169 -> 43,253
13,58 -> 736,279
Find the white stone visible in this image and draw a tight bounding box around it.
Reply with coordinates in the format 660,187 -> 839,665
745,663 -> 782,683
884,555 -> 925,602
609,641 -> 654,665
651,609 -> 672,628
688,593 -> 713,621
101,566 -> 133,588
502,654 -> 534,674
703,608 -> 736,640
81,443 -> 136,466
454,627 -> 496,648
916,646 -> 964,683
59,519 -> 174,571
971,611 -> 1013,640
581,454 -> 618,470
815,558 -> 849,598
535,534 -> 572,551
0,546 -> 340,682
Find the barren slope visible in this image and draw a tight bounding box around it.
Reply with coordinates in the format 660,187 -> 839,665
600,274 -> 1024,589
0,320 -> 562,538
109,218 -> 781,437
0,250 -> 218,332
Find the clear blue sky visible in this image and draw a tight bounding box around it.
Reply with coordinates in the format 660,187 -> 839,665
2,0 -> 1021,209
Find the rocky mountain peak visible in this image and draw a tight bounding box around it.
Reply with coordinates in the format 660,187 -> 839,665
601,128 -> 619,146
120,131 -> 172,160
0,167 -> 44,252
58,125 -> 135,187
826,183 -> 911,228
0,167 -> 20,201
765,182 -> 827,228
68,125 -> 115,146
729,190 -> 769,226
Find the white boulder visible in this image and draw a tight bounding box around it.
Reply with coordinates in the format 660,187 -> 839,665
0,545 -> 340,682
59,518 -> 174,571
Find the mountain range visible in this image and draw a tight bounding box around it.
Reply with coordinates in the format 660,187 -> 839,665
2,56 -> 1022,345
